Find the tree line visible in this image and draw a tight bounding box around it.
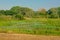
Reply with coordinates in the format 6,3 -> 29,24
0,6 -> 60,20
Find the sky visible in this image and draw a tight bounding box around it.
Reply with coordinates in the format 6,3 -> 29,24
0,0 -> 60,11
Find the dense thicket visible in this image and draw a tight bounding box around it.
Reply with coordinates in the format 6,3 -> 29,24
0,6 -> 60,20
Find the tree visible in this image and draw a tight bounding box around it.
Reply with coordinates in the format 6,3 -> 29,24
57,7 -> 60,18
4,10 -> 16,15
37,8 -> 47,18
0,10 -> 5,15
39,8 -> 46,15
22,7 -> 34,17
10,6 -> 34,17
10,6 -> 22,15
47,8 -> 58,18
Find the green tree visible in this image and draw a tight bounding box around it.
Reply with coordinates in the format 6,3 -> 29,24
10,6 -> 34,18
22,7 -> 34,17
57,7 -> 60,18
47,8 -> 58,18
0,10 -> 5,15
10,6 -> 22,15
4,10 -> 16,15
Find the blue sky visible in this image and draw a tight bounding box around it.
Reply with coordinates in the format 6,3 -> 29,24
0,0 -> 60,10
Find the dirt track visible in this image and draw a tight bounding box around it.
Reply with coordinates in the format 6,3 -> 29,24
0,33 -> 60,40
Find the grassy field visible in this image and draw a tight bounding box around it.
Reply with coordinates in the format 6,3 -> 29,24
0,18 -> 60,35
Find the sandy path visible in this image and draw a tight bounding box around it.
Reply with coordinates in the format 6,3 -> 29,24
0,33 -> 60,40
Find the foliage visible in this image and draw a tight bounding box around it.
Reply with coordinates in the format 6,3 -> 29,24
0,10 -> 5,15
10,6 -> 34,17
0,6 -> 60,19
57,7 -> 60,17
47,8 -> 59,18
15,14 -> 24,20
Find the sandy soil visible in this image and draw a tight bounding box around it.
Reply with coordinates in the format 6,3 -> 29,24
0,33 -> 60,40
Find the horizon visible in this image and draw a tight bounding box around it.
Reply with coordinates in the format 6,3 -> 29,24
0,0 -> 60,11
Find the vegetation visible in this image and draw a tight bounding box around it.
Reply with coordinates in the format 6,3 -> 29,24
0,18 -> 60,35
0,6 -> 60,35
0,6 -> 60,19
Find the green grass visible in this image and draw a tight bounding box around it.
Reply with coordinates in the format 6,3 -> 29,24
0,18 -> 60,35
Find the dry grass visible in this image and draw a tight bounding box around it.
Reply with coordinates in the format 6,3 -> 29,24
0,33 -> 60,40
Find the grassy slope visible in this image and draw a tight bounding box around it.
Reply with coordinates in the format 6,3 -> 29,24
0,18 -> 60,35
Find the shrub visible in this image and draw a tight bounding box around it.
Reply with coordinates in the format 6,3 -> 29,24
15,14 -> 24,20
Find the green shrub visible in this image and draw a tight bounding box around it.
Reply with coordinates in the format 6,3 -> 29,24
15,14 -> 24,20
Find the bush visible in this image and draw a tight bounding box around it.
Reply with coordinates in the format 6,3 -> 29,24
0,15 -> 12,21
15,14 -> 24,20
